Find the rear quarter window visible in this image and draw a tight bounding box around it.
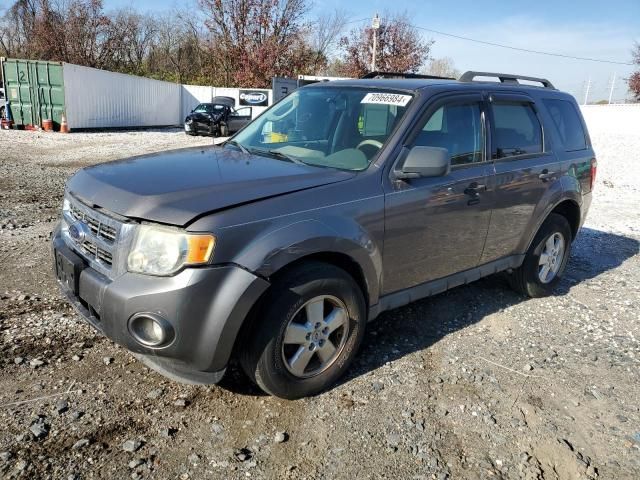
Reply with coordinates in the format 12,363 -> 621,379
543,99 -> 587,151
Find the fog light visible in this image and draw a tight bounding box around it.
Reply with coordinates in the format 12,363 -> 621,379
128,313 -> 174,347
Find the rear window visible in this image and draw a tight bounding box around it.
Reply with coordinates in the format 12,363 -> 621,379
491,102 -> 543,159
543,99 -> 587,151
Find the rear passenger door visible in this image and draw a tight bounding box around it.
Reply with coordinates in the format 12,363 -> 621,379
479,93 -> 561,263
383,93 -> 494,294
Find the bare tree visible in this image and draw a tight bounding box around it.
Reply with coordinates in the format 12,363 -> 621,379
306,9 -> 348,73
422,57 -> 460,79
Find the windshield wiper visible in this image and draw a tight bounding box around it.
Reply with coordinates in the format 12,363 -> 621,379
267,149 -> 305,164
251,148 -> 305,165
225,139 -> 249,154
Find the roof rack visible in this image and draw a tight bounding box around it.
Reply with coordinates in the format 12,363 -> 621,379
458,71 -> 555,89
361,71 -> 455,80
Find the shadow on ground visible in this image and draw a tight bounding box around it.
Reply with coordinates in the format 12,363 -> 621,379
220,228 -> 639,396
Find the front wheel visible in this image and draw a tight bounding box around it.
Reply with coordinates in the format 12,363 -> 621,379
508,213 -> 572,297
240,262 -> 366,399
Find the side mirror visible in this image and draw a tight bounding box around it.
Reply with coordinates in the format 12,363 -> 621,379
398,146 -> 450,178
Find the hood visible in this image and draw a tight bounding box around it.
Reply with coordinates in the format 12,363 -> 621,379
66,146 -> 354,226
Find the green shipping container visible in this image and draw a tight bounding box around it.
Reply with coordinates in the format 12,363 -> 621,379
2,58 -> 66,128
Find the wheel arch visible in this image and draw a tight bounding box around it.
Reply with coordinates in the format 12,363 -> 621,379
550,199 -> 581,240
267,252 -> 370,308
525,197 -> 582,252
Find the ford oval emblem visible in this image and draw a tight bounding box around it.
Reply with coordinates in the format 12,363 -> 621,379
68,221 -> 88,243
240,92 -> 268,104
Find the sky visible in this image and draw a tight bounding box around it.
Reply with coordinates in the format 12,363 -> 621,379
104,0 -> 639,101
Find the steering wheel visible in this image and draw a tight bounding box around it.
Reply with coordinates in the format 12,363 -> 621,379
356,139 -> 383,152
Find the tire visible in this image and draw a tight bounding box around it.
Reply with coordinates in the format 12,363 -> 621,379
508,213 -> 572,297
240,262 -> 366,399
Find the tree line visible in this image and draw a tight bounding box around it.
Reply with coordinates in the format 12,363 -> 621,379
0,0 -> 441,88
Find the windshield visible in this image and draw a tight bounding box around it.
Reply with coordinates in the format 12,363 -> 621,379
193,104 -> 225,113
230,87 -> 413,171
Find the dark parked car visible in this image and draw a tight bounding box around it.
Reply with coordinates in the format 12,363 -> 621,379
53,72 -> 595,399
184,96 -> 252,137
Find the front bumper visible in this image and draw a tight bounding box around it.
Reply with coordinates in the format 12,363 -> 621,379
52,226 -> 269,384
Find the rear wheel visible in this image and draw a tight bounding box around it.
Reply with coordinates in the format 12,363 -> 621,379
508,213 -> 572,297
240,262 -> 366,399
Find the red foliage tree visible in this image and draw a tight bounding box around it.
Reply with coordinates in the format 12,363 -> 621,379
338,13 -> 433,78
630,43 -> 640,101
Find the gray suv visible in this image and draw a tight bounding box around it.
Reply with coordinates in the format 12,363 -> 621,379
53,72 -> 596,399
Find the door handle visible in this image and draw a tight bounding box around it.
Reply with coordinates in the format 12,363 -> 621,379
539,169 -> 556,182
463,182 -> 486,196
464,182 -> 486,206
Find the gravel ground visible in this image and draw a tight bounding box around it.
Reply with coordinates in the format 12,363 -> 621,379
0,125 -> 638,480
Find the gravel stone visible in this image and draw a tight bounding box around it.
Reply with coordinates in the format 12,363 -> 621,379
128,459 -> 144,469
55,399 -> 69,414
147,388 -> 164,400
29,359 -> 44,368
122,440 -> 143,453
274,431 -> 288,443
29,423 -> 48,439
72,438 -> 90,450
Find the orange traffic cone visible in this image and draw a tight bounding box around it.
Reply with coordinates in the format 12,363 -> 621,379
60,113 -> 70,133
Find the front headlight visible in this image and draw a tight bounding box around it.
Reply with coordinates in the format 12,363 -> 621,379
127,224 -> 216,276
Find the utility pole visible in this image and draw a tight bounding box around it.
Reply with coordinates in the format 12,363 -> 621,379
608,72 -> 617,104
371,13 -> 380,72
583,78 -> 591,106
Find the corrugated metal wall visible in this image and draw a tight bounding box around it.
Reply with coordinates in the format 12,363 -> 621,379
180,85 -> 214,122
3,58 -> 274,129
63,64 -> 181,129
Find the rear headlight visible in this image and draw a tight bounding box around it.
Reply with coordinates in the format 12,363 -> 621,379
590,158 -> 597,191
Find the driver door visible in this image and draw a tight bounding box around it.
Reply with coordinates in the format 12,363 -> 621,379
382,93 -> 495,294
227,107 -> 252,133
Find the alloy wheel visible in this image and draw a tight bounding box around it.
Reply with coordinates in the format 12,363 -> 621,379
281,295 -> 349,378
538,232 -> 565,284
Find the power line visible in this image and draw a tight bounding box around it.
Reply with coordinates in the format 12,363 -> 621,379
410,25 -> 634,66
342,17 -> 633,66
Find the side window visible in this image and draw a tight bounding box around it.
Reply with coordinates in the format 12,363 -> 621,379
543,99 -> 587,151
231,107 -> 252,117
491,101 -> 543,158
414,102 -> 484,166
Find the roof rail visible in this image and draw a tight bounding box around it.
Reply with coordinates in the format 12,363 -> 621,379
458,71 -> 555,89
361,71 -> 455,80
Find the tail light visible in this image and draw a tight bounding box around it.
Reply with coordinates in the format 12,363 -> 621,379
590,158 -> 597,191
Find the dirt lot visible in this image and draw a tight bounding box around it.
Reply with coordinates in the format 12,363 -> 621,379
0,125 -> 638,480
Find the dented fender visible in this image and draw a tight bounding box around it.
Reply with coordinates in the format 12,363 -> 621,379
231,218 -> 382,305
